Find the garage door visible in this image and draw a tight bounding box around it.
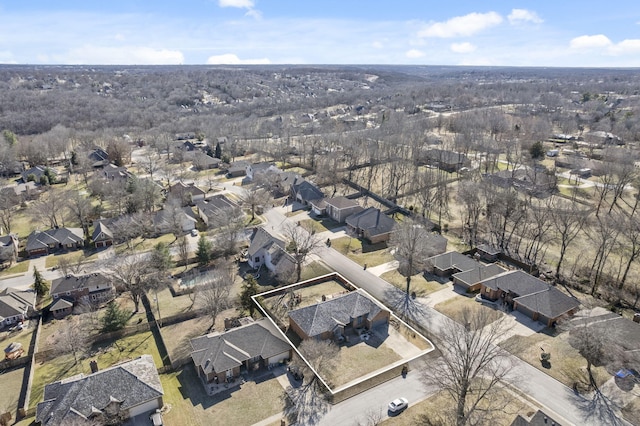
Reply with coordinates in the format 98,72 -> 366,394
128,398 -> 160,418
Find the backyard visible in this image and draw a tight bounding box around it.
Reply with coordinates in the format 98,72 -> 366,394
0,365 -> 26,422
160,364 -> 285,426
30,330 -> 163,409
331,340 -> 402,388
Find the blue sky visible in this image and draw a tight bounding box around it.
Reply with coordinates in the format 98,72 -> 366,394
0,1 -> 639,66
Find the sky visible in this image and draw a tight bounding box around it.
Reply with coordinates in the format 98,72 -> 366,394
0,1 -> 639,67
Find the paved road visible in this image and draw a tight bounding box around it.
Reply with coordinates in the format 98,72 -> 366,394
260,206 -> 628,426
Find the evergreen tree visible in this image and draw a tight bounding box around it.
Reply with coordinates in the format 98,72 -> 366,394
214,142 -> 222,159
32,266 -> 48,297
101,301 -> 129,332
529,141 -> 545,159
196,235 -> 213,266
240,276 -> 260,316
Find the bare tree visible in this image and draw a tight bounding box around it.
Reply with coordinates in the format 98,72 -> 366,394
390,218 -> 447,295
195,259 -> 235,331
211,207 -> 246,257
57,253 -> 85,277
177,234 -> 190,270
282,222 -> 324,282
53,315 -> 92,365
239,186 -> 273,221
104,253 -> 150,312
283,339 -> 340,425
550,199 -> 589,278
28,188 -> 67,229
65,189 -> 94,240
424,308 -> 513,426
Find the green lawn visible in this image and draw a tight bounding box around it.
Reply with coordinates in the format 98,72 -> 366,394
380,270 -> 445,296
434,295 -> 503,325
154,287 -> 196,319
332,342 -> 402,388
44,250 -> 98,268
0,260 -> 29,276
160,364 -> 286,426
0,365 -> 26,421
300,261 -> 333,281
331,237 -> 394,267
499,331 -> 610,391
0,323 -> 36,355
299,217 -> 341,234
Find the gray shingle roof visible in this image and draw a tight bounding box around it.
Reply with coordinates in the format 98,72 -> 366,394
50,273 -> 112,296
345,207 -> 395,237
50,297 -> 74,311
292,179 -> 324,202
190,319 -> 290,375
288,289 -> 387,338
479,270 -> 548,295
247,227 -> 286,259
25,228 -> 84,252
514,287 -> 580,319
0,287 -> 35,321
325,196 -> 359,210
35,355 -> 163,426
91,222 -> 113,242
452,264 -> 506,287
427,251 -> 479,273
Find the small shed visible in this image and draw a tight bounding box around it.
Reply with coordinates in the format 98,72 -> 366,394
4,342 -> 24,360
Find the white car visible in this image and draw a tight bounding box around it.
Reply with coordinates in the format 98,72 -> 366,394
388,397 -> 408,413
190,229 -> 199,237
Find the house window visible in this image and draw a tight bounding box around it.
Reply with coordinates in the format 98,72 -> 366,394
356,316 -> 363,326
255,256 -> 260,263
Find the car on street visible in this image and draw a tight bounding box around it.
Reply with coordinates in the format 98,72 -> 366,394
388,397 -> 408,413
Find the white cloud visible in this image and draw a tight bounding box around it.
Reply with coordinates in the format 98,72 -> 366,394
245,9 -> 262,19
418,12 -> 502,38
218,0 -> 254,8
450,42 -> 476,53
206,53 -> 270,64
508,9 -> 543,25
55,46 -> 184,65
609,39 -> 640,54
405,49 -> 425,58
372,41 -> 384,49
570,34 -> 613,49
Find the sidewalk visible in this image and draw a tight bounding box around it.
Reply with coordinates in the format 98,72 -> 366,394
366,260 -> 399,277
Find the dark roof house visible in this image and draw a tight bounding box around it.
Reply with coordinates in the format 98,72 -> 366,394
36,355 -> 164,426
478,270 -> 580,326
0,234 -> 19,264
288,289 -> 390,340
167,182 -> 206,206
196,195 -> 241,227
247,227 -> 295,277
92,222 -> 114,248
25,228 -> 84,257
0,287 -> 35,327
426,251 -> 479,276
190,319 -> 291,387
312,196 -> 364,223
290,178 -> 324,205
345,207 -> 395,244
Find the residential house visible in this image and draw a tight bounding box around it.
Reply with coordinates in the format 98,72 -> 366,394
288,289 -> 390,341
568,311 -> 640,361
452,263 -> 506,292
49,298 -> 74,320
226,161 -> 249,178
476,244 -> 501,262
191,153 -> 221,170
21,165 -> 56,184
25,228 -> 84,257
290,178 -> 324,206
88,147 -> 110,168
196,195 -> 241,228
50,273 -> 115,318
345,207 -> 395,244
272,171 -> 301,196
478,270 -> 580,326
484,168 -> 556,198
246,227 -> 295,277
167,182 -> 206,206
421,149 -> 469,172
190,319 -> 292,387
92,222 -> 114,248
0,287 -> 35,327
511,410 -> 563,426
0,234 -> 19,265
0,182 -> 39,206
312,196 -> 363,223
100,164 -> 132,182
246,162 -> 278,181
153,205 -> 198,234
35,355 -> 164,426
426,251 -> 479,277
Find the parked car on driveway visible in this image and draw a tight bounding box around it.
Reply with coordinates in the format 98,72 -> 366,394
388,397 -> 408,413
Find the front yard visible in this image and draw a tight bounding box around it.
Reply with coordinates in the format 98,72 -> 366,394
380,270 -> 446,297
331,237 -> 394,267
499,331 -> 611,391
160,364 -> 285,426
331,341 -> 402,387
434,295 -> 504,325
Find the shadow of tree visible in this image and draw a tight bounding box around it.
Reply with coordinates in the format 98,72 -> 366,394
570,387 -> 625,426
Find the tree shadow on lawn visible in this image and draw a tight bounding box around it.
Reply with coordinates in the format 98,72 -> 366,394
383,287 -> 435,326
361,241 -> 388,254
